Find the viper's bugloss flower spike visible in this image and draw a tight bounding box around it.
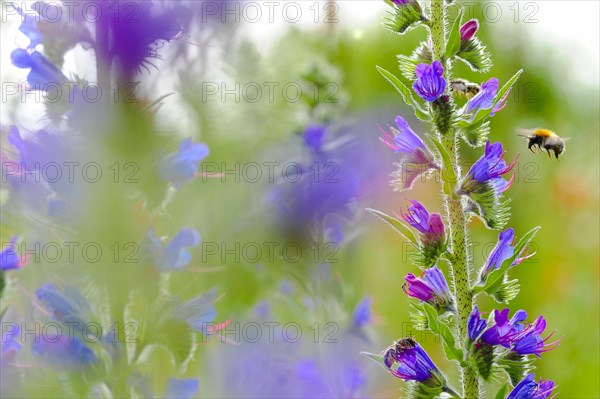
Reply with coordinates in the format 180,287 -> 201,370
467,306 -> 487,341
159,138 -> 210,188
413,61 -> 446,102
507,374 -> 557,399
512,316 -> 561,356
403,266 -> 453,311
383,337 -> 445,386
379,116 -> 439,191
459,141 -> 516,195
460,19 -> 479,42
0,237 -> 24,271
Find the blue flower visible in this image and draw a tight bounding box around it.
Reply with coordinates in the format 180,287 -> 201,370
403,266 -> 453,311
413,61 -> 446,102
480,308 -> 526,348
35,283 -> 92,331
383,338 -> 444,384
480,228 -> 534,281
13,5 -> 43,48
512,316 -> 560,356
379,116 -> 439,190
460,141 -> 516,195
164,378 -> 200,399
10,50 -> 67,90
0,237 -> 23,271
32,334 -> 98,369
507,374 -> 556,399
171,288 -> 218,334
466,78 -> 498,113
159,138 -> 209,188
144,228 -> 201,271
352,296 -> 372,328
467,306 -> 487,341
303,124 -> 327,151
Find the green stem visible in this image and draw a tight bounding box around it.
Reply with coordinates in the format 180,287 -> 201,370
429,1 -> 479,398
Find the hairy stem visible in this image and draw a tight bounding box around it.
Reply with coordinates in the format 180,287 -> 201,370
429,1 -> 479,398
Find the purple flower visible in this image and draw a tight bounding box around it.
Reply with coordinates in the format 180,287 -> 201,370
0,237 -> 24,271
303,124 -> 327,151
507,374 -> 557,399
159,138 -> 209,188
383,338 -> 444,384
480,308 -> 526,348
144,228 -> 201,271
467,306 -> 487,341
400,200 -> 446,246
171,288 -> 218,334
512,316 -> 560,356
403,266 -> 453,310
460,141 -> 516,195
352,296 -> 372,328
466,78 -> 499,114
460,19 -> 479,42
13,5 -> 43,48
10,50 -> 67,90
1,325 -> 21,363
35,283 -> 92,331
32,334 -> 98,369
481,228 -> 534,280
413,61 -> 446,102
104,2 -> 189,78
379,116 -> 438,190
164,378 -> 200,399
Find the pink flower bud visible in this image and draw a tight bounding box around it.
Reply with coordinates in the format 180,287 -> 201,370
460,19 -> 478,42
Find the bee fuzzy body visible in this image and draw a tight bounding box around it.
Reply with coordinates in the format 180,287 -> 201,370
450,79 -> 481,99
522,129 -> 566,160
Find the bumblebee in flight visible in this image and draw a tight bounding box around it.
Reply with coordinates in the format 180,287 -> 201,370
518,129 -> 567,160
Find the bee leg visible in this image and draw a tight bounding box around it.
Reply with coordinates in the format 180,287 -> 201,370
546,149 -> 551,159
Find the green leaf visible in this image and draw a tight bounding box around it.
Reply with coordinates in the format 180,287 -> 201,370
456,37 -> 492,72
510,226 -> 541,264
124,289 -> 147,364
445,10 -> 463,59
422,302 -> 440,333
494,383 -> 509,399
366,208 -> 418,245
383,2 -> 424,35
461,120 -> 490,148
376,65 -> 430,121
427,136 -> 458,192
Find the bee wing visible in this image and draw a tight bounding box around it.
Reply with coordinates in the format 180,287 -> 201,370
516,127 -> 537,137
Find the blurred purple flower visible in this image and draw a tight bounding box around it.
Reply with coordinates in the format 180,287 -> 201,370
413,61 -> 446,102
403,266 -> 453,311
10,50 -> 67,90
13,5 -> 43,48
35,283 -> 92,332
303,124 -> 327,151
144,227 -> 201,271
1,325 -> 21,363
352,296 -> 372,328
379,116 -> 439,190
507,374 -> 557,399
159,138 -> 209,188
460,141 -> 516,195
164,378 -> 200,399
0,237 -> 24,271
171,288 -> 218,334
383,338 -> 444,385
105,1 -> 189,77
32,334 -> 98,369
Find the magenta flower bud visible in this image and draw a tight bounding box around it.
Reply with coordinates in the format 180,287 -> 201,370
460,19 -> 478,42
